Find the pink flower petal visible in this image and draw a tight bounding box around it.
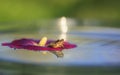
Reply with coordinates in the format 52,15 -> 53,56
2,38 -> 77,51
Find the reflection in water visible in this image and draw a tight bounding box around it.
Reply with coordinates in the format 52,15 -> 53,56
60,33 -> 67,41
59,17 -> 68,33
58,17 -> 68,41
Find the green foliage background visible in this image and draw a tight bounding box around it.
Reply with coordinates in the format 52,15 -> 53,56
0,0 -> 120,33
0,0 -> 120,21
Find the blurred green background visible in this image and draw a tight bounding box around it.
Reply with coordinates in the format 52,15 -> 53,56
0,0 -> 120,32
0,0 -> 120,21
0,0 -> 120,33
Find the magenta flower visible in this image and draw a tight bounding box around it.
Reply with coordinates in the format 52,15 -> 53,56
1,38 -> 77,57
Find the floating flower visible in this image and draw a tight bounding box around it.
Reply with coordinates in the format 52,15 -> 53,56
1,37 -> 77,57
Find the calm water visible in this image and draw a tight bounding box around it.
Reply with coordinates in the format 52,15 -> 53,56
0,26 -> 120,75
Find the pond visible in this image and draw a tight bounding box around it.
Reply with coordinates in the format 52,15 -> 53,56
0,20 -> 120,75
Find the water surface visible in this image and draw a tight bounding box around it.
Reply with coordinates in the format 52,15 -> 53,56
0,26 -> 120,66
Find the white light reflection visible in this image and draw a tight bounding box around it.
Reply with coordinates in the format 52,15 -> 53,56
58,17 -> 68,40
